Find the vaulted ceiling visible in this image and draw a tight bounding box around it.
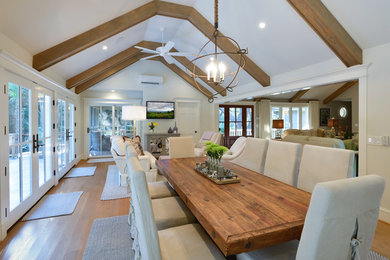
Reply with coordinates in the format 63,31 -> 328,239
0,0 -> 389,96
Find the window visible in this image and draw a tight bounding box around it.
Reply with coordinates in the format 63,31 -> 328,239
219,105 -> 254,147
271,103 -> 310,138
339,106 -> 347,118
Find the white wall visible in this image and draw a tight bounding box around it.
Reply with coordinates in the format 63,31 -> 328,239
364,42 -> 390,222
80,60 -> 218,154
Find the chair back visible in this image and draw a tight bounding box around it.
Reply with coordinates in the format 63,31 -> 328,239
125,142 -> 138,159
128,156 -> 162,260
222,137 -> 246,160
231,138 -> 268,173
296,175 -> 385,260
264,140 -> 302,186
169,136 -> 195,159
297,144 -> 355,193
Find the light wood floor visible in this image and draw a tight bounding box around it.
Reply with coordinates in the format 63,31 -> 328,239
0,160 -> 389,259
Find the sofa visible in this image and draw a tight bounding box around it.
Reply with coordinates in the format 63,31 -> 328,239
111,135 -> 161,186
282,135 -> 345,149
194,131 -> 222,157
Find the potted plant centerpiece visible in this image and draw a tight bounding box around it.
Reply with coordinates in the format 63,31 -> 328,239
205,141 -> 228,171
148,121 -> 159,133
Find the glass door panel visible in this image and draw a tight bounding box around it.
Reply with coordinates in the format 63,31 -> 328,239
8,83 -> 32,210
68,103 -> 75,163
89,106 -> 113,157
57,99 -> 66,172
38,93 -> 52,187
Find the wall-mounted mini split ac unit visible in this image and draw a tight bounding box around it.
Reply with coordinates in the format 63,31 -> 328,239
139,75 -> 163,85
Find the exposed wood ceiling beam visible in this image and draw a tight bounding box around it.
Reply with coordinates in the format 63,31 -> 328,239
74,53 -> 213,98
67,41 -> 160,89
166,47 -> 226,96
253,97 -> 263,102
157,57 -> 213,98
287,0 -> 362,67
323,80 -> 358,104
67,40 -> 221,97
289,89 -> 310,103
33,1 -> 270,87
75,52 -> 149,94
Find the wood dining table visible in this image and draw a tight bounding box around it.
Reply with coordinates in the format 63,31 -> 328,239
156,157 -> 311,256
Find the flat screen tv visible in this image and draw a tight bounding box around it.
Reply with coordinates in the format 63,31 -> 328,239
146,101 -> 175,119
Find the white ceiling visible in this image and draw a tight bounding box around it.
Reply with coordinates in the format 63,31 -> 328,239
0,0 -> 389,90
262,82 -> 357,102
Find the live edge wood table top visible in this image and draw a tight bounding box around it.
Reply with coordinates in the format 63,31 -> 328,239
156,157 -> 311,256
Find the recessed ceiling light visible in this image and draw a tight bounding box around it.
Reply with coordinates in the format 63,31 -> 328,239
259,22 -> 266,29
102,45 -> 108,51
111,90 -> 115,92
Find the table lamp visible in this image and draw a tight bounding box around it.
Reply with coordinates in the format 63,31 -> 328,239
328,118 -> 339,135
122,106 -> 146,138
272,119 -> 284,139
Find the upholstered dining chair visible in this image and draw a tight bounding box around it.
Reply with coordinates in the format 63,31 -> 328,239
297,144 -> 355,193
129,156 -> 226,260
169,136 -> 196,159
126,144 -> 176,199
222,137 -> 247,161
127,156 -> 196,231
263,140 -> 302,186
230,138 -> 268,173
237,175 -> 385,260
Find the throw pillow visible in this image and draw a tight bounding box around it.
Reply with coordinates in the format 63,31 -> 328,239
130,138 -> 145,156
317,128 -> 325,137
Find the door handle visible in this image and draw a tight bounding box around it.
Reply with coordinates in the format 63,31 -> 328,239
87,127 -> 90,134
32,134 -> 37,153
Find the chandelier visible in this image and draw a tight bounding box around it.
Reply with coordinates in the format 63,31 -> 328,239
187,0 -> 247,103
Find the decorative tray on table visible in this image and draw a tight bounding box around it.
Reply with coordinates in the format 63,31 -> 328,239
194,162 -> 240,185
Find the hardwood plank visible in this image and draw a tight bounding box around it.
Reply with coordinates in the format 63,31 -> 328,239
0,161 -> 129,259
158,58 -> 213,98
372,220 -> 390,258
323,80 -> 358,104
156,157 -> 311,256
287,0 -> 362,66
33,1 -> 270,88
75,52 -> 149,94
33,2 -> 158,71
289,89 -> 310,103
66,41 -> 160,89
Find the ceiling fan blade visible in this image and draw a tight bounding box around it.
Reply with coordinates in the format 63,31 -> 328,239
163,55 -> 176,64
161,41 -> 175,53
167,52 -> 192,57
140,54 -> 160,61
135,46 -> 159,54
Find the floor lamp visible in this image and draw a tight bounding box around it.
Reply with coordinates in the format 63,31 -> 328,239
122,106 -> 146,138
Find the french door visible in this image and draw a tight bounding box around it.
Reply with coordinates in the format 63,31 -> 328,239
5,75 -> 54,228
88,104 -> 133,157
56,97 -> 76,179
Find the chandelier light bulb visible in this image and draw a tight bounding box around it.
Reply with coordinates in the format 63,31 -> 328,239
219,62 -> 226,81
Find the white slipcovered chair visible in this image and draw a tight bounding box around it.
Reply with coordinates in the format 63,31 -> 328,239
230,138 -> 268,174
111,135 -> 161,186
160,136 -> 196,159
127,155 -> 195,231
263,140 -> 302,186
194,131 -> 222,157
126,144 -> 176,200
297,144 -> 355,193
129,155 -> 226,260
221,137 -> 247,161
237,175 -> 385,260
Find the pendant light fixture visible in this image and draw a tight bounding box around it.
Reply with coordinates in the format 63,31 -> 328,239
187,0 -> 248,103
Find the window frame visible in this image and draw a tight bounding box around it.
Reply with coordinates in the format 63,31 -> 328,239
271,103 -> 310,138
219,105 -> 254,138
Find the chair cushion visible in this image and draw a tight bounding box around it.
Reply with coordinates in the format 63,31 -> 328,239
237,240 -> 299,260
152,196 -> 196,230
231,138 -> 268,173
111,135 -> 125,156
159,224 -> 225,260
148,181 -> 176,199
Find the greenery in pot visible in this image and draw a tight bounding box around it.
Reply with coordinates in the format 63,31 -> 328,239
205,141 -> 228,164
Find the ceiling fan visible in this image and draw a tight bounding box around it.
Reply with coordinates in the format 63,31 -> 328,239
135,28 -> 191,64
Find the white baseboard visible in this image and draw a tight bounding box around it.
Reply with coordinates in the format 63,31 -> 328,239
379,207 -> 390,223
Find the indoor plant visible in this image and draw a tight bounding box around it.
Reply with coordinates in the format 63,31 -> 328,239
148,121 -> 159,132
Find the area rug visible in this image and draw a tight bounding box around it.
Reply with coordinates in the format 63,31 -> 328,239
81,214 -> 387,260
100,165 -> 130,201
23,191 -> 83,221
369,251 -> 389,260
82,215 -> 133,260
87,158 -> 115,163
65,167 -> 96,178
